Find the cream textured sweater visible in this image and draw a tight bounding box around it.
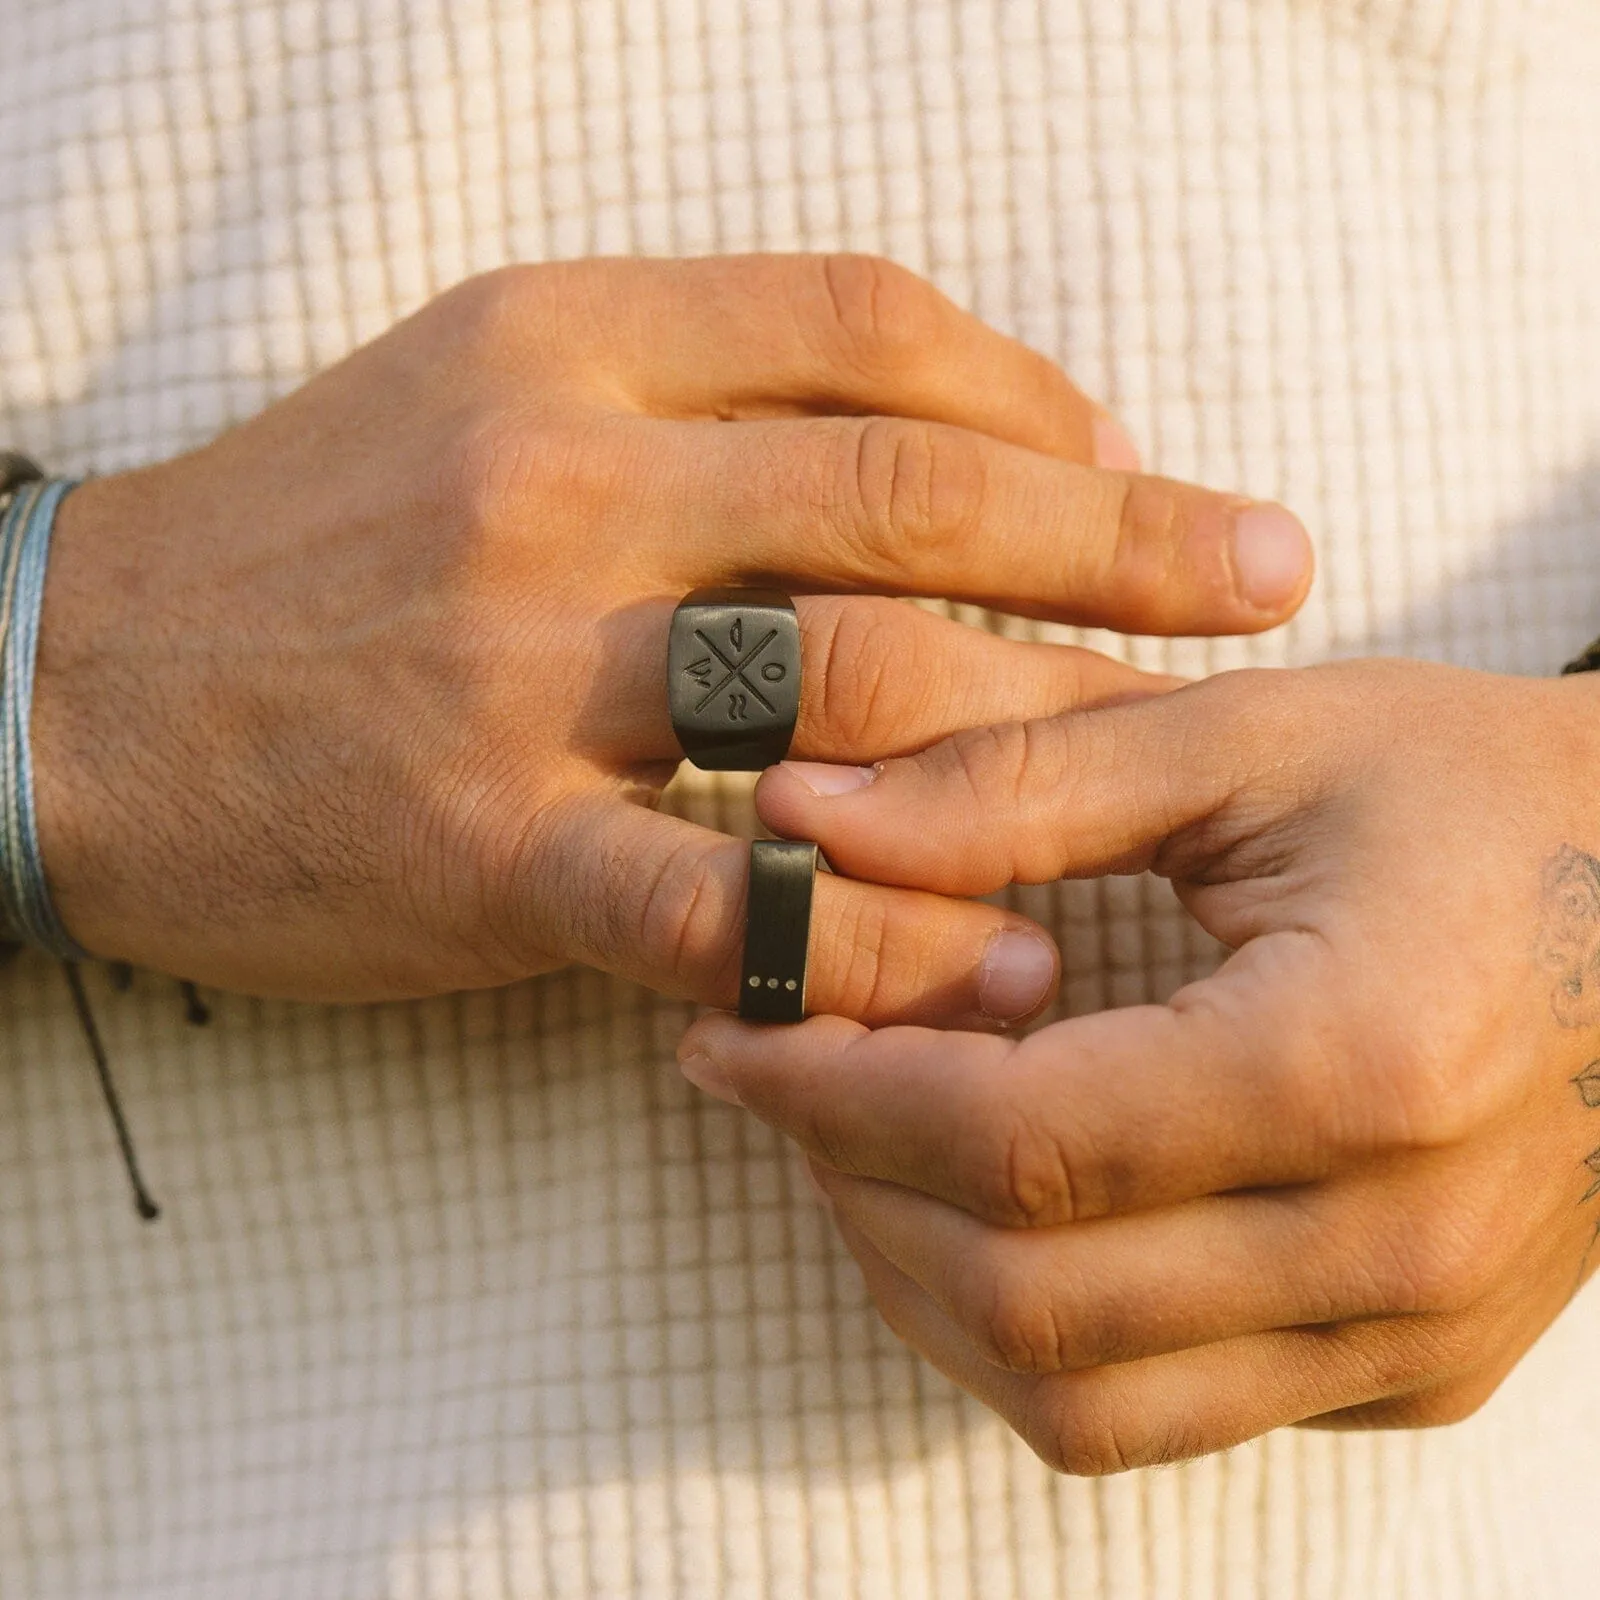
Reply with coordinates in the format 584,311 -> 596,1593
2,2 -> 1599,1596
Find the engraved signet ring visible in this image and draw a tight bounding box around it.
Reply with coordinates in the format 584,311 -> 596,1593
739,841 -> 822,1023
669,588 -> 801,771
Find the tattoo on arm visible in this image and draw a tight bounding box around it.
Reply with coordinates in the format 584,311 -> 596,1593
1537,847 -> 1600,1283
1570,1060 -> 1600,1288
1538,845 -> 1600,1028
1573,1064 -> 1600,1201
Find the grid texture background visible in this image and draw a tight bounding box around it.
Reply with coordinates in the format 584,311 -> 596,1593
2,0 -> 1600,1595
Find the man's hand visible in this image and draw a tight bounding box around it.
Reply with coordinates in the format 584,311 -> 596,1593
680,660 -> 1600,1471
34,254 -> 1311,1011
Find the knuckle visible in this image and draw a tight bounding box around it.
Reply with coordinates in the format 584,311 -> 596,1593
1060,1289 -> 1145,1370
934,722 -> 1068,885
421,776 -> 558,981
945,721 -> 1030,808
1337,1306 -> 1485,1399
546,817 -> 732,993
819,888 -> 897,1020
973,1255 -> 1067,1375
1026,1390 -> 1202,1478
442,412 -> 537,535
1192,665 -> 1280,721
445,408 -> 623,552
1152,667 -> 1287,796
1033,1416 -> 1116,1478
845,416 -> 988,573
631,836 -> 738,994
429,264 -> 545,358
1333,1366 -> 1498,1431
805,598 -> 923,749
1388,1040 -> 1491,1149
1096,474 -> 1183,616
965,1107 -> 1084,1228
815,253 -> 942,374
1378,1211 -> 1496,1314
1384,1377 -> 1496,1429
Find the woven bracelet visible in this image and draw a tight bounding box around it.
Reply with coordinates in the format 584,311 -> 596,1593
0,468 -> 88,958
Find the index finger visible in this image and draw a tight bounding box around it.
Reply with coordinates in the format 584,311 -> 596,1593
561,253 -> 1142,467
679,933 -> 1340,1225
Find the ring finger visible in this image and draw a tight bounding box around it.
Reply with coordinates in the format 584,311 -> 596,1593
522,797 -> 1062,1030
834,1213 -> 1418,1475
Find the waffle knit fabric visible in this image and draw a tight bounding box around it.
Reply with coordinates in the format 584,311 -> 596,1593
3,1 -> 1600,1596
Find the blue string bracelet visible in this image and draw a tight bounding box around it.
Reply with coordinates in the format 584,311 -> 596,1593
0,476 -> 89,957
0,474 -> 161,1220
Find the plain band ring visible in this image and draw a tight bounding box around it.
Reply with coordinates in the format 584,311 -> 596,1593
739,841 -> 822,1023
668,587 -> 801,771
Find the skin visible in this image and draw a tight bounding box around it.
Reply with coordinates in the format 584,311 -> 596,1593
31,253 -> 1311,1022
680,659 -> 1600,1472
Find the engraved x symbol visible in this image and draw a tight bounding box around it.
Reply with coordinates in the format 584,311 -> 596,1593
693,626 -> 780,716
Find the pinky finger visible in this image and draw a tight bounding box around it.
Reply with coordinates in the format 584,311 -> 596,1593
831,1213 -> 1433,1476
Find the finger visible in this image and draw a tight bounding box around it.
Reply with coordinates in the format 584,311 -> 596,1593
668,415 -> 1312,633
592,592 -> 1179,764
549,253 -> 1139,467
835,1214 -> 1420,1475
752,669 -> 1286,897
680,936 -> 1341,1224
815,1167 -> 1463,1374
527,795 -> 1059,1029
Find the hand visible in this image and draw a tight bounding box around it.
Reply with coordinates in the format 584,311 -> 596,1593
33,254 -> 1312,1008
680,659 -> 1600,1471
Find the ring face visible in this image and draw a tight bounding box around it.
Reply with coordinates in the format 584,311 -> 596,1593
739,841 -> 819,1023
669,588 -> 801,771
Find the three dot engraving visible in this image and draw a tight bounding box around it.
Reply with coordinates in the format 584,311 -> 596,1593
738,839 -> 820,1024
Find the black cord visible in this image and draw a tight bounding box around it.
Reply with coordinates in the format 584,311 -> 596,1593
179,979 -> 210,1026
61,961 -> 160,1222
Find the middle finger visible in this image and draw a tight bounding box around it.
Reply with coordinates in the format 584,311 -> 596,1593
661,415 -> 1313,635
813,1167 -> 1437,1375
586,591 -> 1176,765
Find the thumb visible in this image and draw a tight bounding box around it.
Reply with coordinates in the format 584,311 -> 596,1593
753,670 -> 1282,897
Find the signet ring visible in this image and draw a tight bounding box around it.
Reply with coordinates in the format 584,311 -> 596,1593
668,588 -> 801,771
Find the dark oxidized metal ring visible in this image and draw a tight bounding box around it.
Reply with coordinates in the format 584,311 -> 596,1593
668,587 -> 801,771
738,841 -> 822,1023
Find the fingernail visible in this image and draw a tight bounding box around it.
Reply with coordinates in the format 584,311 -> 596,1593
1229,504 -> 1312,612
780,761 -> 878,798
978,928 -> 1057,1024
1092,413 -> 1142,473
679,1050 -> 741,1106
